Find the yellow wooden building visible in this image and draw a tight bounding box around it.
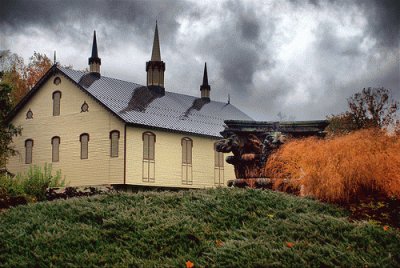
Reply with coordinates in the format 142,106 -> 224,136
6,24 -> 252,188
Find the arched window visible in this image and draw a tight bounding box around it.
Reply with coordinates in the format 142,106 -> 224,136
80,133 -> 89,159
214,142 -> 224,186
181,137 -> 193,184
110,130 -> 120,157
52,91 -> 61,116
142,132 -> 156,182
25,139 -> 33,164
143,132 -> 155,160
182,138 -> 192,164
51,136 -> 60,162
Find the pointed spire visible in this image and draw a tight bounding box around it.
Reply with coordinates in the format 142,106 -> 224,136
200,62 -> 211,99
151,21 -> 161,61
146,21 -> 165,88
88,30 -> 101,75
202,62 -> 209,86
91,30 -> 98,58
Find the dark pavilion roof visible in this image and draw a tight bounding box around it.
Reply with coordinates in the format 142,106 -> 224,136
7,65 -> 252,138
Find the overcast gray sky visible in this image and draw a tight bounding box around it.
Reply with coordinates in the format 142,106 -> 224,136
1,0 -> 399,120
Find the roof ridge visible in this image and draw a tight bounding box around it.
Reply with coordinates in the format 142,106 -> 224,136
58,66 -> 237,106
58,66 -> 143,87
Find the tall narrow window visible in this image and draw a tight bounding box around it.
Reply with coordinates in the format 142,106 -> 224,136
25,139 -> 33,164
52,91 -> 61,116
80,133 -> 89,159
51,136 -> 60,162
214,143 -> 224,186
110,130 -> 120,157
182,137 -> 193,184
142,132 -> 155,182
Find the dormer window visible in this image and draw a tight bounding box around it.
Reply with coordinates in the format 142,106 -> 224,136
52,91 -> 61,116
26,109 -> 33,119
81,101 -> 89,112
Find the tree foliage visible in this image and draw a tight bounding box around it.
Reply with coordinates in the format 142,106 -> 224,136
1,66 -> 27,105
327,87 -> 399,135
0,50 -> 52,105
0,50 -> 24,78
25,52 -> 52,90
0,83 -> 22,167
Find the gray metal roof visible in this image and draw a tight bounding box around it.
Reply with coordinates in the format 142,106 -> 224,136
59,66 -> 252,137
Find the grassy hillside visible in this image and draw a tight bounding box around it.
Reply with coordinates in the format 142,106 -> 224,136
0,188 -> 399,267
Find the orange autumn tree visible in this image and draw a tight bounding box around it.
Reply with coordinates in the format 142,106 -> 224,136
1,66 -> 27,106
25,52 -> 52,90
327,87 -> 399,135
1,51 -> 52,105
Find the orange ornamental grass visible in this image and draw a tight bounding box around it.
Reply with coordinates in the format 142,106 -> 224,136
265,129 -> 400,203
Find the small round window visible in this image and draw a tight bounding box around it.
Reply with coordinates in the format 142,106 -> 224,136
53,77 -> 61,85
26,109 -> 33,119
81,101 -> 89,112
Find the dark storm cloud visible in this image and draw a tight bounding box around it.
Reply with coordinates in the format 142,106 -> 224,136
201,0 -> 275,96
238,11 -> 261,41
360,0 -> 400,49
0,0 -> 190,46
290,0 -> 400,48
1,0 -> 398,121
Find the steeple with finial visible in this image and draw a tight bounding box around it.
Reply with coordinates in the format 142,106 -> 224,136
88,30 -> 101,75
200,62 -> 211,99
146,21 -> 165,88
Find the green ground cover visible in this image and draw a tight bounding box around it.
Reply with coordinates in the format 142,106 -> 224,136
0,188 -> 399,267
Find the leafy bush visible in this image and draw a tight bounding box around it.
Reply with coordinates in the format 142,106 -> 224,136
0,164 -> 64,206
0,173 -> 24,197
17,164 -> 64,201
266,129 -> 400,203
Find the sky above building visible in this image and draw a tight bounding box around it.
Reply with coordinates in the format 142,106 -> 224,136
1,0 -> 399,121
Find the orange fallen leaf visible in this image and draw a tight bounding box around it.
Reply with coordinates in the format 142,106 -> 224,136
286,242 -> 294,248
186,260 -> 194,268
383,226 -> 389,231
215,239 -> 224,247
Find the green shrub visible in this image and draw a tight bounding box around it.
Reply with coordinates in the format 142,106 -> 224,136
0,173 -> 24,197
0,174 -> 27,208
0,164 -> 64,205
17,163 -> 65,201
